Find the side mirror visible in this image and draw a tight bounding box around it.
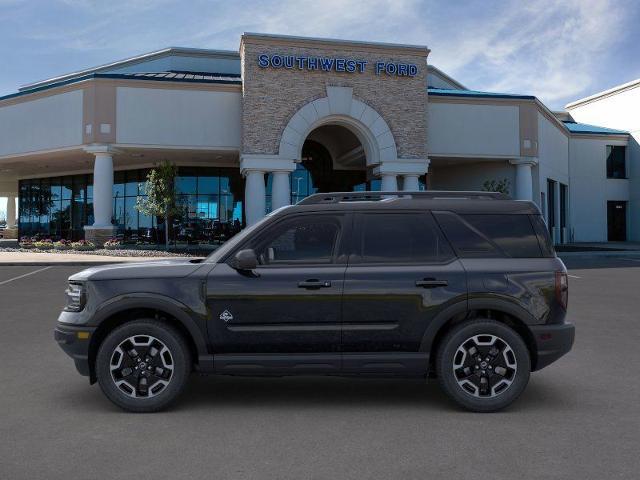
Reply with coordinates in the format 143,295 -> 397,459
231,249 -> 258,271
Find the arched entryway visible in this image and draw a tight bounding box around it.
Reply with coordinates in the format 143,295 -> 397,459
241,86 -> 429,225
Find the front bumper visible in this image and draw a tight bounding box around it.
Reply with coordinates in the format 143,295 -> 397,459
530,322 -> 575,371
54,323 -> 96,377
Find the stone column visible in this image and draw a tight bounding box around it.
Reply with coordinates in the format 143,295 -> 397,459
271,171 -> 291,210
510,158 -> 537,201
380,174 -> 398,192
83,145 -> 117,245
402,174 -> 421,191
6,195 -> 16,228
241,154 -> 295,226
244,170 -> 266,226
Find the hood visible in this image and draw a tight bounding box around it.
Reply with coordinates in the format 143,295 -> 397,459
68,258 -> 206,282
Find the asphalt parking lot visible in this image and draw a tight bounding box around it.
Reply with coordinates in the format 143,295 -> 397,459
1,257 -> 639,479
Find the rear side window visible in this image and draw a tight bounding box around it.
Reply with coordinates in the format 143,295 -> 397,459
530,214 -> 556,257
434,212 -> 544,258
355,213 -> 454,264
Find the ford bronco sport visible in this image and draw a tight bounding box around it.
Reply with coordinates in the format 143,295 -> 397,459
55,191 -> 574,412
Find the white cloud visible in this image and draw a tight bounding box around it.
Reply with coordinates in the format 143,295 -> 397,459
425,0 -> 630,107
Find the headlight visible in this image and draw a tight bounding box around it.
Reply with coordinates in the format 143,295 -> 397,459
64,282 -> 86,312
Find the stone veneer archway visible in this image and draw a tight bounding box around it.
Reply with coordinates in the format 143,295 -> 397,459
278,86 -> 398,166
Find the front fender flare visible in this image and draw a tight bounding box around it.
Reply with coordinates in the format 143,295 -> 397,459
90,293 -> 209,356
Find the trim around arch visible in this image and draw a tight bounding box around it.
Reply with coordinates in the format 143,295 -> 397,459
278,86 -> 398,166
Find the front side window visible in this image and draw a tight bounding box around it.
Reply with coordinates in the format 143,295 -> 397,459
251,215 -> 342,265
606,145 -> 626,179
355,213 -> 454,264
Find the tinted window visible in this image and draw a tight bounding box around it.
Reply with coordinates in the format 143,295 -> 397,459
435,212 -> 544,258
253,216 -> 341,265
530,214 -> 556,257
607,145 -> 626,179
356,213 -> 454,264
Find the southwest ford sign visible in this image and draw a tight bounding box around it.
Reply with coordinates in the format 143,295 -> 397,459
257,54 -> 418,77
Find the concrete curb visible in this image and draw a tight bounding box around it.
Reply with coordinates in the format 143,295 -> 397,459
558,251 -> 640,257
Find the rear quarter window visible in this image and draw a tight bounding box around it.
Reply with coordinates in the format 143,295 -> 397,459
434,212 -> 547,258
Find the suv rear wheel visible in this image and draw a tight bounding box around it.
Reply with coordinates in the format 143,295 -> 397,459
436,319 -> 530,412
96,319 -> 191,412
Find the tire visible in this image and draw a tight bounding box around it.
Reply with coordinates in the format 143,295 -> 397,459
436,319 -> 530,412
96,319 -> 191,413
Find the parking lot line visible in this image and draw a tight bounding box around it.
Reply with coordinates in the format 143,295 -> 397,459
567,274 -> 581,279
0,266 -> 52,286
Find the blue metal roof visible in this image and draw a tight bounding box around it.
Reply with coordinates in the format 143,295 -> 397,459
428,87 -> 535,100
0,71 -> 242,102
562,121 -> 628,135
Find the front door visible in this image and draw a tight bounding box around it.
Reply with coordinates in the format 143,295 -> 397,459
608,201 -> 627,241
206,213 -> 349,372
341,211 -> 467,374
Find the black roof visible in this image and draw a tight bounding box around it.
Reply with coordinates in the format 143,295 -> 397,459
283,191 -> 540,215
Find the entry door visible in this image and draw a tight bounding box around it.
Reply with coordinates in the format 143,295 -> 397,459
608,201 -> 627,241
206,213 -> 348,358
341,212 -> 467,373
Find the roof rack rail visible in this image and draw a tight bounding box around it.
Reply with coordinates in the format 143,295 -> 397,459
297,191 -> 509,205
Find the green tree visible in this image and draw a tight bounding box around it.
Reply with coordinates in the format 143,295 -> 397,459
482,178 -> 511,196
136,161 -> 181,250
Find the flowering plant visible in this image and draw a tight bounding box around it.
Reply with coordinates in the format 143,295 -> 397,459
19,236 -> 35,249
103,238 -> 123,250
54,239 -> 73,250
71,240 -> 96,251
33,239 -> 54,250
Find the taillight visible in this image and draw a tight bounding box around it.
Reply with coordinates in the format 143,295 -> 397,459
555,271 -> 568,310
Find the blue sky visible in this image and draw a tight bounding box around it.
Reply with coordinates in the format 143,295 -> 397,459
1,0 -> 639,108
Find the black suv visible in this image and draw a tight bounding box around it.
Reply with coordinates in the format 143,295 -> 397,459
55,191 -> 574,412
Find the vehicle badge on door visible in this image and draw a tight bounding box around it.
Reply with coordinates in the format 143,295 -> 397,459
219,310 -> 233,322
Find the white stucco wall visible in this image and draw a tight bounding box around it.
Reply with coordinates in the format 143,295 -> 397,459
429,161 -> 515,194
427,102 -> 520,157
536,113 -> 569,238
0,90 -> 83,156
567,85 -> 639,241
568,136 -> 629,242
116,87 -> 242,148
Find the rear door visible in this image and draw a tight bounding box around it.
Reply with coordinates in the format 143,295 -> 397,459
341,211 -> 467,374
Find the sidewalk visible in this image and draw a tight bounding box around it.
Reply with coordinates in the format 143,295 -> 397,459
0,251 -> 186,266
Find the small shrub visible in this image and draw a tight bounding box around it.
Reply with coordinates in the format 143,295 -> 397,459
33,239 -> 54,250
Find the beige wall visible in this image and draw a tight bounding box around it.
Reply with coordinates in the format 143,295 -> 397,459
115,86 -> 242,148
240,36 -> 428,159
0,90 -> 83,157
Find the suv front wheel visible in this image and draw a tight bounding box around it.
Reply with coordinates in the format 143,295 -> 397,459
436,319 -> 530,412
96,319 -> 191,412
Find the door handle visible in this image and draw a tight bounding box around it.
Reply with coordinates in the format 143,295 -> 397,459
415,278 -> 448,288
298,279 -> 331,289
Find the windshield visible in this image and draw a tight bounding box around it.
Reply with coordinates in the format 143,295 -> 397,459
204,207 -> 291,263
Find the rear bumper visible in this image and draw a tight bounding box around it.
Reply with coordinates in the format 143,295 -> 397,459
54,324 -> 96,377
530,322 -> 575,371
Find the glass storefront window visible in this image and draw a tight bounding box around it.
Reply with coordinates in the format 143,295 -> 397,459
18,167 -> 244,243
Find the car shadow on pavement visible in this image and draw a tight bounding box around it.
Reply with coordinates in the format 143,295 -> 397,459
65,374 -> 573,414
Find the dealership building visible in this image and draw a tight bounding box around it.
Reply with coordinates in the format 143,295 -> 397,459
0,33 -> 636,245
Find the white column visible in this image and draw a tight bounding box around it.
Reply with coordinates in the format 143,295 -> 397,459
402,174 -> 420,191
6,195 -> 16,228
510,158 -> 537,201
91,151 -> 115,227
271,171 -> 291,210
244,170 -> 266,226
380,173 -> 398,192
